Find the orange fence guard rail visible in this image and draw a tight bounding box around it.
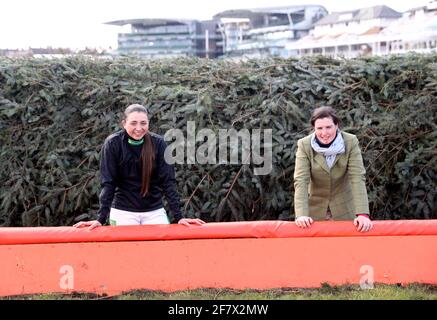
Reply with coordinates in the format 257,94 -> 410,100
0,220 -> 436,297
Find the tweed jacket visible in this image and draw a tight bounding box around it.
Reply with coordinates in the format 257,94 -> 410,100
293,131 -> 370,220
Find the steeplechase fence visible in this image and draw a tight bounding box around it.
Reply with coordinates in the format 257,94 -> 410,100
1,220 -> 436,297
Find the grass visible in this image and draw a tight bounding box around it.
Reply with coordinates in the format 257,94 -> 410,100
3,283 -> 437,300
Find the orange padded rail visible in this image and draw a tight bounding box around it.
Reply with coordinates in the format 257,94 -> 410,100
0,220 -> 436,297
1,220 -> 437,245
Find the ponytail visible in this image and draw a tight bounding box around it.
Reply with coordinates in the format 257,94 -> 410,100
140,133 -> 155,196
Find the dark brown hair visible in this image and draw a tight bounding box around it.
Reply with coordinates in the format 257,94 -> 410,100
124,104 -> 155,197
310,106 -> 340,127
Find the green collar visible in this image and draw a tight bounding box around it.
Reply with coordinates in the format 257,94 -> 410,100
128,137 -> 144,146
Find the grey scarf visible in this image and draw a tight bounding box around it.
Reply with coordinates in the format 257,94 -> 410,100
310,130 -> 345,169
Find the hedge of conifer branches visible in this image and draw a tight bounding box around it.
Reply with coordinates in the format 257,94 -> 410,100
0,53 -> 435,226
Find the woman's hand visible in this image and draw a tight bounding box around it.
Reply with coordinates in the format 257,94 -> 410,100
178,218 -> 205,227
354,215 -> 372,232
295,216 -> 314,228
73,220 -> 102,230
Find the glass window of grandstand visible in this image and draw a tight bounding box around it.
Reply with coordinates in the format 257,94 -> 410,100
338,45 -> 348,52
290,11 -> 305,24
267,14 -> 289,27
352,44 -> 362,51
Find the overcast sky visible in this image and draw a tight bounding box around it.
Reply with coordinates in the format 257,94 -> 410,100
0,0 -> 432,49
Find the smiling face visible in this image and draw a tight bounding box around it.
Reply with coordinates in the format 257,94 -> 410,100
314,117 -> 338,145
122,111 -> 149,140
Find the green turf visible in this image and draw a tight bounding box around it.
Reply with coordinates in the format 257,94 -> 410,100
3,283 -> 437,300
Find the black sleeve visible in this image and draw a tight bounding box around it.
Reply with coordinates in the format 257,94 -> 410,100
97,139 -> 118,225
156,139 -> 183,223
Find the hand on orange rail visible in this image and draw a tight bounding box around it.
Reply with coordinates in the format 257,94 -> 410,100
295,216 -> 314,228
178,218 -> 206,227
354,215 -> 373,232
73,220 -> 102,230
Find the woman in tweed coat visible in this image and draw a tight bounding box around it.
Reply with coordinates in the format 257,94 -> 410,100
293,106 -> 372,232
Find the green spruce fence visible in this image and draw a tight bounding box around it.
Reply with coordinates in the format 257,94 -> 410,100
0,53 -> 436,226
